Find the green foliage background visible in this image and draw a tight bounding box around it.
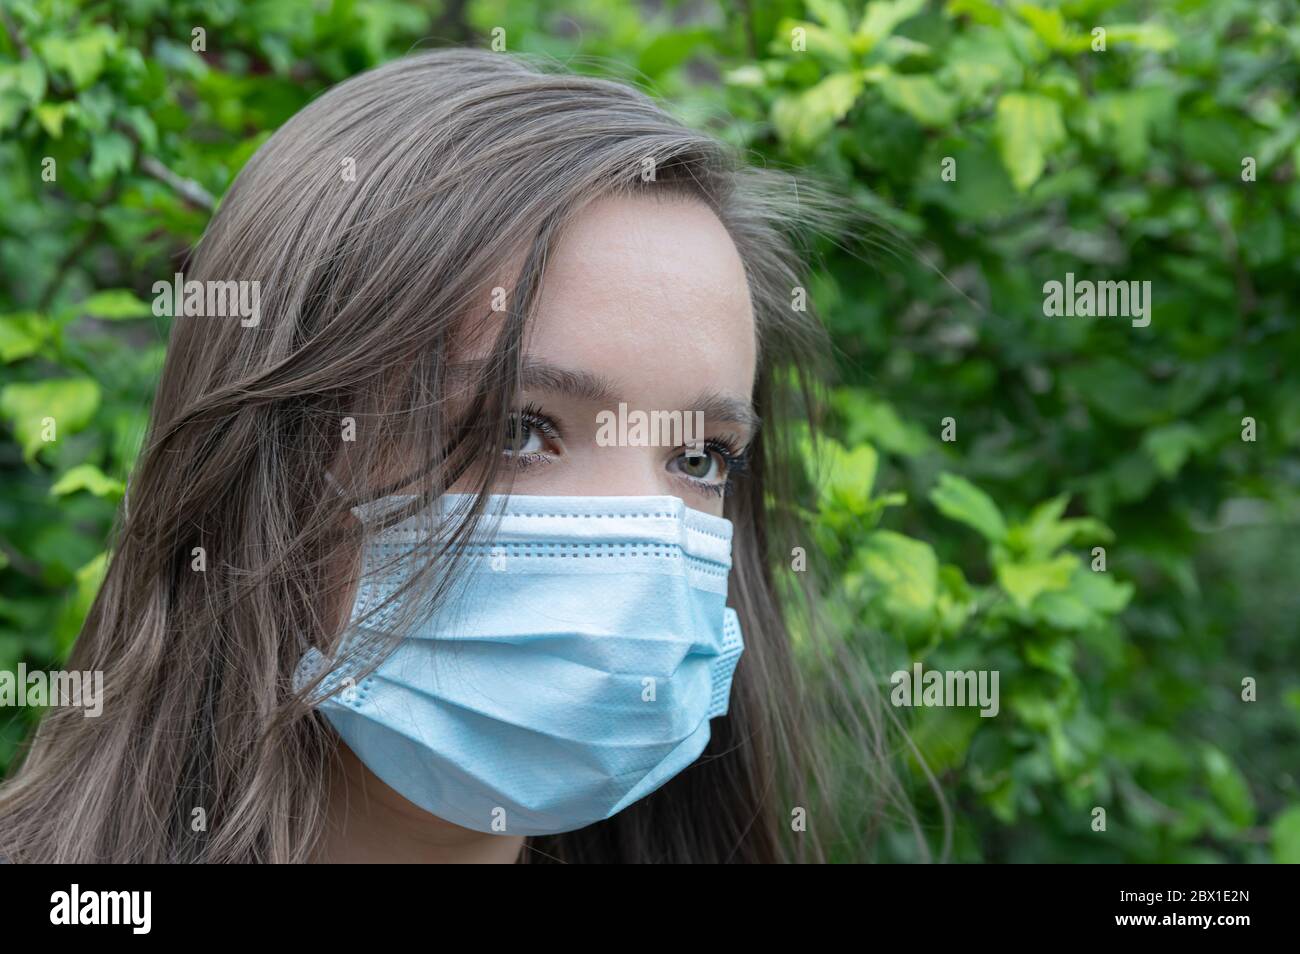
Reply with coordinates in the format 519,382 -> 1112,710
1,0 -> 1297,862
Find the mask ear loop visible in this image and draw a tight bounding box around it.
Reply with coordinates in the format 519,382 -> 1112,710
293,469 -> 353,703
312,468 -> 386,693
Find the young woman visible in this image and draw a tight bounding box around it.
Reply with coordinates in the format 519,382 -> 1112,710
0,48 -> 914,863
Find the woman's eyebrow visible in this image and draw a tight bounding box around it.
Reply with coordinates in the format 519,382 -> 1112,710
688,390 -> 762,436
518,359 -> 620,404
449,358 -> 761,434
519,361 -> 761,434
443,358 -> 616,402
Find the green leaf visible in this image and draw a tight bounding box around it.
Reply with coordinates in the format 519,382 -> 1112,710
1105,23 -> 1177,51
943,26 -> 1022,101
935,564 -> 976,636
930,473 -> 1007,542
915,138 -> 1019,219
877,74 -> 958,127
1024,635 -> 1075,676
774,19 -> 852,65
636,29 -> 714,79
1061,517 -> 1114,546
807,0 -> 853,34
906,704 -> 981,776
1071,567 -> 1134,615
817,437 -> 879,514
834,391 -> 931,456
856,0 -> 926,51
995,92 -> 1066,192
1142,423 -> 1205,479
50,463 -> 125,499
120,106 -> 158,151
772,71 -> 864,151
56,552 -> 108,659
0,312 -> 48,363
1033,562 -> 1132,629
995,553 -> 1076,610
1014,4 -> 1089,53
1013,494 -> 1071,556
37,27 -> 120,91
0,378 -> 101,463
1062,358 -> 1164,428
0,58 -> 47,103
1271,806 -> 1300,864
1032,590 -> 1094,630
858,530 -> 939,632
89,131 -> 134,182
1087,89 -> 1176,171
1202,746 -> 1255,828
0,92 -> 25,132
81,289 -> 153,321
34,101 -> 74,138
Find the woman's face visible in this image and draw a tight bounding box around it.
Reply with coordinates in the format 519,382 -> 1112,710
324,196 -> 760,857
462,194 -> 759,517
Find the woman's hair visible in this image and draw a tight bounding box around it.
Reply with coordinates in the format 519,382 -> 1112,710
0,48 -> 922,863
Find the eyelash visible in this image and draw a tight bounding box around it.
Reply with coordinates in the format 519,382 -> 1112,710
504,404 -> 749,496
506,402 -> 560,469
690,435 -> 748,497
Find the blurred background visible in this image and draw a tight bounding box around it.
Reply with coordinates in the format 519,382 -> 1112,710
0,0 -> 1296,862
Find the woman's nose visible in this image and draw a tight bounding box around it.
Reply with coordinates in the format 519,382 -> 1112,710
562,446 -> 672,497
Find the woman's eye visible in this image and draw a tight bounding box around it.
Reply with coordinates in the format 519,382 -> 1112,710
505,407 -> 560,460
677,449 -> 721,482
505,418 -> 546,454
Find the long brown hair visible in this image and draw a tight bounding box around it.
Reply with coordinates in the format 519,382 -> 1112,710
0,48 -> 921,863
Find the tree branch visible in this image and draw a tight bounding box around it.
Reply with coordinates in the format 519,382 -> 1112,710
138,154 -> 216,211
0,5 -> 32,59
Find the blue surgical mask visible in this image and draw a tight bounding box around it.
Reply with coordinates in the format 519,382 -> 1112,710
293,493 -> 744,836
